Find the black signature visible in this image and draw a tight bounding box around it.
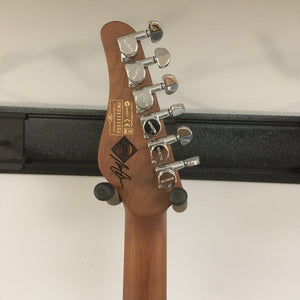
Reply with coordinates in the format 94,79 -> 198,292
110,154 -> 131,187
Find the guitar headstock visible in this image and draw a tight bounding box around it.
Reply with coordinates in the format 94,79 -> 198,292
96,21 -> 199,217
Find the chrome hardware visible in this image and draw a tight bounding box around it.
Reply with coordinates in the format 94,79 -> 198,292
140,103 -> 185,139
133,74 -> 178,114
125,48 -> 171,88
148,126 -> 193,164
117,21 -> 163,63
155,156 -> 200,189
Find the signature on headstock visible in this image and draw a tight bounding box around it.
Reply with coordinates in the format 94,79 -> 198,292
109,136 -> 137,187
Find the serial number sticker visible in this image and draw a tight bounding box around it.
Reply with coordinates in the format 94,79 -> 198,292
108,100 -> 134,136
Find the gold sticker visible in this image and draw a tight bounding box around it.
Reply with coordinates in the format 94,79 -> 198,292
108,100 -> 134,136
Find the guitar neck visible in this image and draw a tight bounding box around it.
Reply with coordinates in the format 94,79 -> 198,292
98,20 -> 200,300
123,208 -> 167,300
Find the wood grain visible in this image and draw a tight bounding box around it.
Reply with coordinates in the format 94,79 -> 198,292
99,21 -> 181,300
123,208 -> 166,300
99,21 -> 182,218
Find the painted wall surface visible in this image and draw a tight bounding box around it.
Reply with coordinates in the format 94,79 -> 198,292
1,1 -> 300,299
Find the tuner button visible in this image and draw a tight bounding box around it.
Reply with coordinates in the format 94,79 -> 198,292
176,126 -> 193,146
162,74 -> 178,95
94,182 -> 121,206
148,21 -> 163,42
154,48 -> 171,68
169,187 -> 188,213
157,169 -> 177,189
169,103 -> 185,116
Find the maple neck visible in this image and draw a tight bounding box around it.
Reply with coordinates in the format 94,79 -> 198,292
123,208 -> 167,300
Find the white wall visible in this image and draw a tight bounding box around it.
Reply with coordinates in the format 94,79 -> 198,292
1,0 -> 300,299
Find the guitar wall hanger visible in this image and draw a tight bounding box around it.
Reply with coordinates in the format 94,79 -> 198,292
2,106 -> 299,185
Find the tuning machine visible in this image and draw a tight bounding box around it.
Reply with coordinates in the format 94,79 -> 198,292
125,48 -> 170,88
155,156 -> 200,189
118,21 -> 163,63
133,74 -> 178,114
140,103 -> 185,139
148,126 -> 193,164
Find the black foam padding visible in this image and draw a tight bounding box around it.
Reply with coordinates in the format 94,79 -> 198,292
0,106 -> 300,184
169,187 -> 188,206
94,182 -> 115,201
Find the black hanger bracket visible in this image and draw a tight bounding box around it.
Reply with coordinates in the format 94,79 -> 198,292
0,106 -> 300,184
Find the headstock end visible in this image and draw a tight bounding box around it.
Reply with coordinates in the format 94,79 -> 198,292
97,20 -> 200,217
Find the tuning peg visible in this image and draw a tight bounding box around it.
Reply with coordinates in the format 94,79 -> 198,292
140,103 -> 185,139
148,126 -> 193,164
169,187 -> 188,212
155,156 -> 200,189
94,182 -> 121,206
133,74 -> 178,114
118,21 -> 163,63
125,48 -> 171,88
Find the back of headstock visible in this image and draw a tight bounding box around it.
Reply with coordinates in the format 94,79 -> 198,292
95,20 -> 200,300
96,21 -> 199,218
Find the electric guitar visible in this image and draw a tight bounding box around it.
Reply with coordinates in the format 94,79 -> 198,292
95,20 -> 200,300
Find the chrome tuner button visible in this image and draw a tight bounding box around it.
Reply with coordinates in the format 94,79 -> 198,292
148,126 -> 193,164
94,182 -> 121,206
155,156 -> 200,189
117,20 -> 163,63
125,48 -> 171,88
148,20 -> 163,42
133,74 -> 178,114
140,103 -> 185,139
